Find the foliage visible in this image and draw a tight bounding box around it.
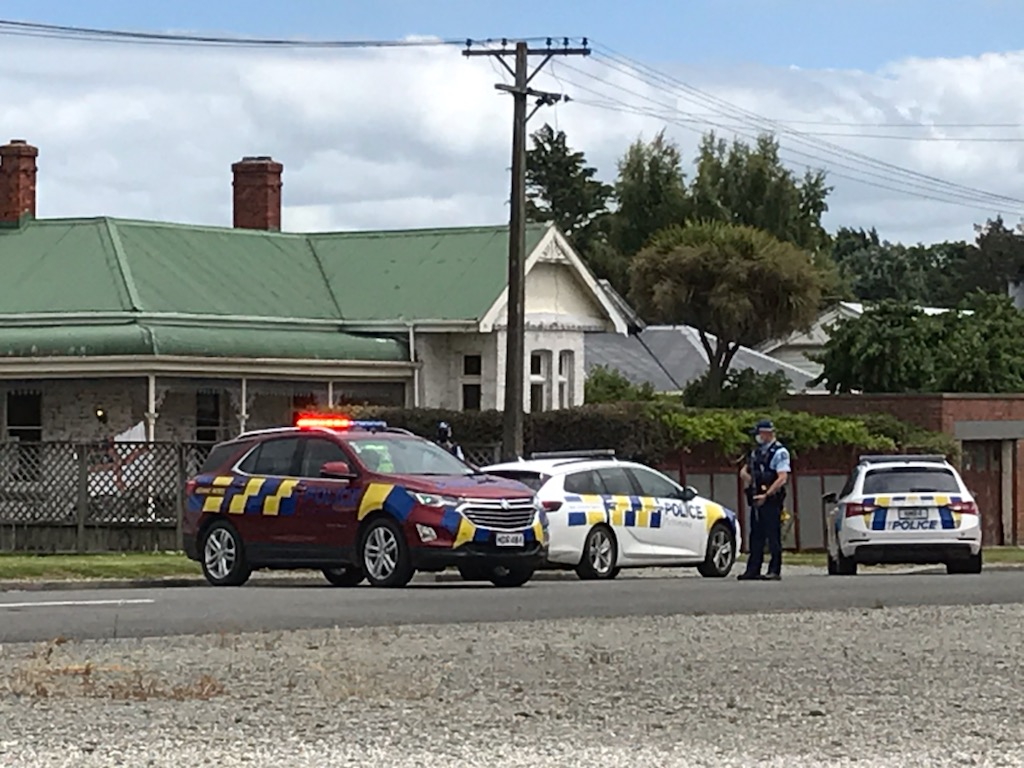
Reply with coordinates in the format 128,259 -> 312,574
629,220 -> 823,398
689,132 -> 832,254
811,292 -> 1024,393
683,367 -> 791,408
829,217 -> 1024,308
525,123 -> 613,260
348,403 -> 954,465
584,365 -> 657,404
609,130 -> 690,258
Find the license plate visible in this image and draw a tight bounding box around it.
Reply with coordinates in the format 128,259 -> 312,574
898,508 -> 929,520
495,532 -> 525,547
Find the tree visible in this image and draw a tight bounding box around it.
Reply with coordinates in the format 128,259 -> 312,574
608,130 -> 689,258
688,132 -> 833,254
629,221 -> 823,399
683,367 -> 792,408
811,293 -> 1024,393
584,365 -> 656,403
810,302 -> 944,393
525,124 -> 612,255
970,216 -> 1024,294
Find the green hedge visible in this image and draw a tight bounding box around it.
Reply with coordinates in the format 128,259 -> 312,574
348,403 -> 957,464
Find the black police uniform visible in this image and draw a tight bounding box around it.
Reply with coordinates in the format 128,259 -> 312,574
741,437 -> 787,580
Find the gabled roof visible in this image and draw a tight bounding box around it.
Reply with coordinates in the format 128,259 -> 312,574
585,325 -> 819,393
0,217 -> 550,324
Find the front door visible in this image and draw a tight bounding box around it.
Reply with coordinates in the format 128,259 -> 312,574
960,440 -> 1003,545
294,437 -> 362,560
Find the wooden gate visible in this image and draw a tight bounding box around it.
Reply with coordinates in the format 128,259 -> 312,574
960,440 -> 1003,545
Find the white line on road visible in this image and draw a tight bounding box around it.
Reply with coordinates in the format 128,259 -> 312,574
0,598 -> 155,610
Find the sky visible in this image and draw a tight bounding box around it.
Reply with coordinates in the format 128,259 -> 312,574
4,0 -> 1024,244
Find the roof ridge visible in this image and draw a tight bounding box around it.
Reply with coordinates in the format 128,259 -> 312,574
103,219 -> 143,312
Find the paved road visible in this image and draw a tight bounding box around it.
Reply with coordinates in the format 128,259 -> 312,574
2,570 -> 1024,643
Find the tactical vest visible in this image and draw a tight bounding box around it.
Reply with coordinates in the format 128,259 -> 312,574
749,441 -> 787,503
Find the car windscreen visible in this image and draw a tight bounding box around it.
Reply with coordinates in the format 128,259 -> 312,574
484,470 -> 548,491
346,436 -> 474,476
862,467 -> 961,495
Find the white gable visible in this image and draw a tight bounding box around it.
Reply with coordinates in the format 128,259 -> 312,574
479,225 -> 629,334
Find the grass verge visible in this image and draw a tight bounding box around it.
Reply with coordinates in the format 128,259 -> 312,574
0,552 -> 197,581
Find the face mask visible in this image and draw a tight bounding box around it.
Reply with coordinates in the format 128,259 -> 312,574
755,435 -> 767,445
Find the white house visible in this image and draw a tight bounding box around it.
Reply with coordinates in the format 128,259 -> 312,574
0,139 -> 631,446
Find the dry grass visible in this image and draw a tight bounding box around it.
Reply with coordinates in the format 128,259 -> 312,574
3,636 -> 225,702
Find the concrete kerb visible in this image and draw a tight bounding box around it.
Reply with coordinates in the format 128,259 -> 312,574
4,562 -> 1020,592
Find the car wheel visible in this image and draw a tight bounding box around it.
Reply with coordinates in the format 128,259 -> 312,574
827,551 -> 838,575
947,551 -> 983,575
322,566 -> 365,587
835,550 -> 857,576
360,517 -> 414,588
457,563 -> 488,581
698,522 -> 736,578
487,563 -> 535,588
201,520 -> 252,587
575,525 -> 619,580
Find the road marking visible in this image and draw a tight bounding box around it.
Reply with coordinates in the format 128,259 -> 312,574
0,598 -> 155,610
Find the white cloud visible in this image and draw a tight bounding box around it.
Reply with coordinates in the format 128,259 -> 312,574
2,37 -> 1023,245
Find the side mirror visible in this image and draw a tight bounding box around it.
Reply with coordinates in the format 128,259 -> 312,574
822,492 -> 837,504
320,460 -> 355,479
680,486 -> 698,502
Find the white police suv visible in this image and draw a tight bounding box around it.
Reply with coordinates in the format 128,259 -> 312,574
481,451 -> 739,579
824,454 -> 983,576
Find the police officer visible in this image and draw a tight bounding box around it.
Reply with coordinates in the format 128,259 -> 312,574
436,421 -> 466,461
738,419 -> 791,581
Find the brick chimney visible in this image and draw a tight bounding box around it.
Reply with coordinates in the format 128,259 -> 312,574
231,155 -> 283,231
0,139 -> 38,224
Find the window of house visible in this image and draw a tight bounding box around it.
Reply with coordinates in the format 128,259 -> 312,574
557,350 -> 574,409
238,438 -> 301,476
196,391 -> 222,443
529,351 -> 551,412
461,354 -> 482,411
6,391 -> 42,481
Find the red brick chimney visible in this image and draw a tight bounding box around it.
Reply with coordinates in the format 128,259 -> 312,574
0,139 -> 38,224
231,155 -> 283,231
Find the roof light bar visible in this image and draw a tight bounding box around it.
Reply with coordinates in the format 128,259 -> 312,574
294,415 -> 388,431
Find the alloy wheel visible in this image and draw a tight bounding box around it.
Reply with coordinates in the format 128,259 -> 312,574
588,529 -> 615,575
204,527 -> 236,581
364,526 -> 400,581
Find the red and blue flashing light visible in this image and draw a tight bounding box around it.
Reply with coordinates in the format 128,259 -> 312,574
294,414 -> 389,431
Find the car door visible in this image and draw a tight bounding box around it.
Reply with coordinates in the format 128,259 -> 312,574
626,465 -> 703,558
295,436 -> 363,560
233,436 -> 303,561
593,466 -> 652,558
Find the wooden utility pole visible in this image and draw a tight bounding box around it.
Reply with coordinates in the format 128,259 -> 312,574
463,37 -> 590,461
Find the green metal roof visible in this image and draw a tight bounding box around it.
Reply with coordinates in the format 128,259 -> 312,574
0,322 -> 407,360
309,224 -> 548,322
0,216 -> 553,359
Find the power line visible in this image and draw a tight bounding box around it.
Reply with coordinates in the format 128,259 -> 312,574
570,99 -> 1024,142
586,45 -> 1024,210
545,62 -> 1024,214
0,18 -> 566,50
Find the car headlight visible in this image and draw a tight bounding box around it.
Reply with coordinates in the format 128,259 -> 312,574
410,492 -> 460,508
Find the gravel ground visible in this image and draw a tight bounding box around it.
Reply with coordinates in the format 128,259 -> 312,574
3,603 -> 1024,767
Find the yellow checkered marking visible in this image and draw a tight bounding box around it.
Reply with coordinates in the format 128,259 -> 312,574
358,482 -> 394,520
202,475 -> 299,516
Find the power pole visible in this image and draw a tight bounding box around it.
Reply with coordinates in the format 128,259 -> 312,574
464,37 -> 590,461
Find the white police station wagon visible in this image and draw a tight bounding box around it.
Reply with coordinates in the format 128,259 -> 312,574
482,451 -> 739,579
824,454 -> 983,576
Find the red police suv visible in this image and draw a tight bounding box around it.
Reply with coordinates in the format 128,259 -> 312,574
183,416 -> 548,588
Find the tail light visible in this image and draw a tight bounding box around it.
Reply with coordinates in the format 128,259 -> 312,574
541,500 -> 562,512
949,500 -> 978,515
844,502 -> 876,518
185,479 -> 197,496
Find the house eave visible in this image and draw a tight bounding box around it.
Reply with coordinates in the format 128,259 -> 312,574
0,355 -> 417,380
